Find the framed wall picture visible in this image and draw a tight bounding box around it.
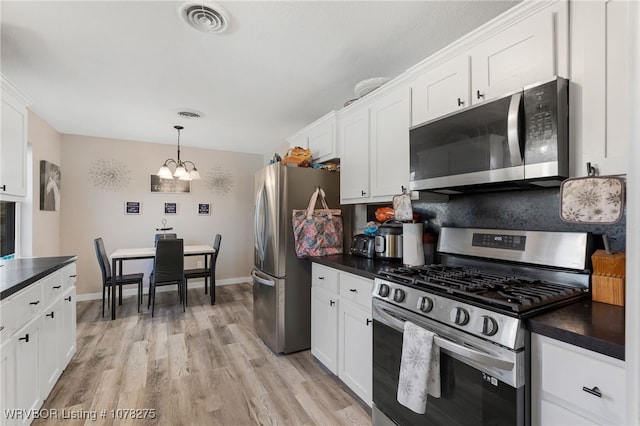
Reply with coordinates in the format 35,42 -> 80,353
124,201 -> 141,215
40,160 -> 61,211
150,175 -> 190,193
198,203 -> 210,215
164,202 -> 178,215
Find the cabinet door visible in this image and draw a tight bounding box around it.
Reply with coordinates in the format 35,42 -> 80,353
370,87 -> 411,198
338,300 -> 372,406
307,119 -> 336,163
572,0 -> 629,176
40,299 -> 63,398
311,287 -> 339,375
410,55 -> 470,125
471,7 -> 557,102
61,287 -> 77,365
14,316 -> 42,423
0,86 -> 28,199
1,338 -> 17,426
339,105 -> 370,203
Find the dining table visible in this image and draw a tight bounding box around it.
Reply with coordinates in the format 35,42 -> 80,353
109,244 -> 215,320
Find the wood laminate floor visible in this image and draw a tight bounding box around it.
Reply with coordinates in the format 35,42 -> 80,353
36,283 -> 372,426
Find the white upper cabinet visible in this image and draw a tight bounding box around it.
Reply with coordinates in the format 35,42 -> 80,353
369,86 -> 411,198
339,103 -> 370,203
287,111 -> 338,164
1,76 -> 30,201
470,4 -> 562,103
570,0 -> 629,177
410,55 -> 470,126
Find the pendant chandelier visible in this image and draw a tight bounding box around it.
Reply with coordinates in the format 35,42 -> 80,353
157,125 -> 201,181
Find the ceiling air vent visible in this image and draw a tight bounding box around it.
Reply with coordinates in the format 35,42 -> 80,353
175,109 -> 206,120
179,2 -> 231,34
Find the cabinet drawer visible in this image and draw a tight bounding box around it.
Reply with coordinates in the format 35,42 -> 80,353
60,263 -> 77,289
11,283 -> 43,332
0,299 -> 14,342
539,337 -> 626,423
312,264 -> 339,294
42,270 -> 65,301
339,273 -> 372,310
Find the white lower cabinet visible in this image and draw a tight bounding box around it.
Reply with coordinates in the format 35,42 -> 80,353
311,263 -> 373,406
0,262 -> 77,425
531,333 -> 626,425
338,299 -> 372,405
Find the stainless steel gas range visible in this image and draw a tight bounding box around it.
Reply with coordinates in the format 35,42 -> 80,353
371,227 -> 594,426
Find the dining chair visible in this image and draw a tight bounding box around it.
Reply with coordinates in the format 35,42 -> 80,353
94,237 -> 144,317
185,234 -> 221,305
154,233 -> 177,246
149,238 -> 185,317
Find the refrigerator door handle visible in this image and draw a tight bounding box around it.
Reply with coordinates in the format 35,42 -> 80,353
252,269 -> 275,287
255,183 -> 266,262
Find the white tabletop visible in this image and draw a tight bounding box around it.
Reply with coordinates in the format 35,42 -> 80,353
110,244 -> 215,260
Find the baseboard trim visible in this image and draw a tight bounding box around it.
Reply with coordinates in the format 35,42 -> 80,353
76,276 -> 251,302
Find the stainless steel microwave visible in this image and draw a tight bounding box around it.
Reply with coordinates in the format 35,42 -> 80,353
409,77 -> 569,194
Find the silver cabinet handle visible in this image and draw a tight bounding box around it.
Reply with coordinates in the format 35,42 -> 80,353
582,386 -> 602,398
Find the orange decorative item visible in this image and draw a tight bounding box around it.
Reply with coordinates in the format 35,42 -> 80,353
375,207 -> 395,222
282,146 -> 312,167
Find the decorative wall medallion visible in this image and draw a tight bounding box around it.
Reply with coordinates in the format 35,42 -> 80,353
205,167 -> 234,195
88,158 -> 131,191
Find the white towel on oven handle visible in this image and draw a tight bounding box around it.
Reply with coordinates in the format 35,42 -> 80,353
397,321 -> 441,414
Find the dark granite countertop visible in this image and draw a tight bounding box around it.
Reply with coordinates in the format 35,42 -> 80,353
309,254 -> 403,280
527,299 -> 625,360
0,256 -> 77,300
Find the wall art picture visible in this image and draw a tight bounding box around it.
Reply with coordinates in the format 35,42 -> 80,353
164,202 -> 178,215
150,175 -> 190,193
124,201 -> 141,215
40,160 -> 61,211
198,203 -> 210,215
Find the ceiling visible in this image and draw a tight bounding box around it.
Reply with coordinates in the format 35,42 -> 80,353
1,1 -> 519,155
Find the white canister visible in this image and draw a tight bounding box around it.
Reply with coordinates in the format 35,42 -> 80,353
402,223 -> 424,267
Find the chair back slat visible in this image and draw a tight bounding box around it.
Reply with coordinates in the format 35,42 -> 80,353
94,237 -> 112,281
154,239 -> 184,283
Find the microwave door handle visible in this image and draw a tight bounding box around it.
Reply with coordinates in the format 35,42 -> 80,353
507,92 -> 523,167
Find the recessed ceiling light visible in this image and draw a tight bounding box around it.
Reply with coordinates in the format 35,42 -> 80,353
179,2 -> 231,34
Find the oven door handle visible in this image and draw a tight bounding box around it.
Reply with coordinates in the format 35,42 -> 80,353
375,303 -> 514,371
433,335 -> 514,371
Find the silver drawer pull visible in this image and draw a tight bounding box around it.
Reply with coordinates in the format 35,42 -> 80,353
582,386 -> 602,398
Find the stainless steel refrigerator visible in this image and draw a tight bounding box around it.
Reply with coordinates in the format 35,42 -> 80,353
252,162 -> 342,354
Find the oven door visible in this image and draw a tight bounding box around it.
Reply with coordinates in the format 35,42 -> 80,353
372,299 -> 526,426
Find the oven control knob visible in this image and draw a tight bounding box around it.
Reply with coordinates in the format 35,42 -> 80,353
418,296 -> 434,313
393,288 -> 406,303
479,315 -> 499,336
450,307 -> 469,325
378,284 -> 390,298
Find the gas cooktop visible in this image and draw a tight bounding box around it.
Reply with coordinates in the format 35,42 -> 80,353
377,264 -> 586,314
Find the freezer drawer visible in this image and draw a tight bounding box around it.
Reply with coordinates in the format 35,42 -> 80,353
252,269 -> 284,353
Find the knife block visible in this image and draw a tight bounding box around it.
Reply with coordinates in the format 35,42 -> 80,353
591,250 -> 626,306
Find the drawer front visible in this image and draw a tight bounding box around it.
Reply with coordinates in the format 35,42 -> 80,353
540,337 -> 626,423
339,272 -> 373,310
42,270 -> 65,301
12,282 -> 43,332
312,263 -> 339,294
0,299 -> 14,342
61,263 -> 77,289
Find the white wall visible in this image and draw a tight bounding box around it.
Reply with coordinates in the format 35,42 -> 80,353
59,134 -> 263,296
26,110 -> 61,257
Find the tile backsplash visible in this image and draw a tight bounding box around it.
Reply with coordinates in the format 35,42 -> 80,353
412,188 -> 626,252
